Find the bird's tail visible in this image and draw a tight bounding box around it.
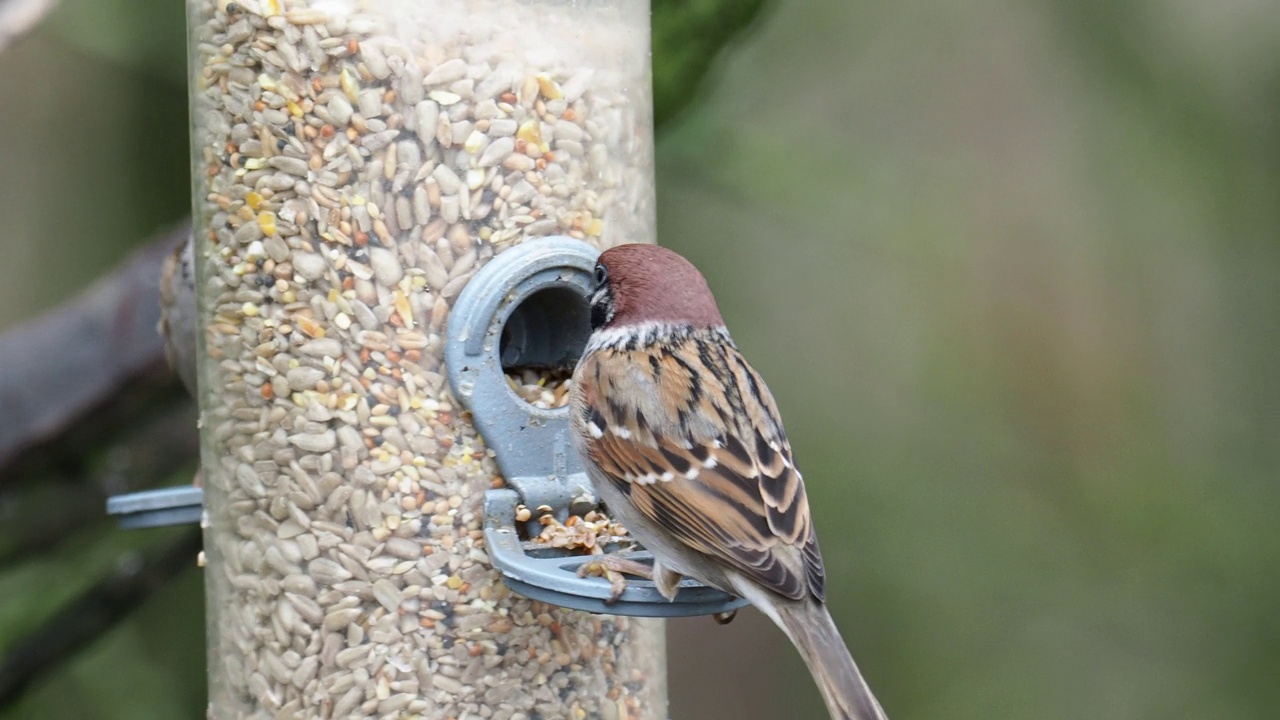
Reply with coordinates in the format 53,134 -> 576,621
774,601 -> 889,720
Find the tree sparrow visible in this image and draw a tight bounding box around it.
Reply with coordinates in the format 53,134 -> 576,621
158,235 -> 197,397
569,244 -> 890,720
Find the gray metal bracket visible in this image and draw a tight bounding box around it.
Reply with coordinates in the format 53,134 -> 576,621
446,237 -> 748,617
444,236 -> 597,520
106,485 -> 205,529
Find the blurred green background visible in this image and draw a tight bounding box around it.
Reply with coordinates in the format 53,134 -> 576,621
2,0 -> 1278,718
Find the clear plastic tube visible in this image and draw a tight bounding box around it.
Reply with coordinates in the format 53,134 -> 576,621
186,1 -> 662,717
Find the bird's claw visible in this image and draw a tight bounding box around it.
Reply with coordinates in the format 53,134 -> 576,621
576,553 -> 654,604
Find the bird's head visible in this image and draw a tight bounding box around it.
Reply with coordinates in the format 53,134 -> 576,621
588,244 -> 725,333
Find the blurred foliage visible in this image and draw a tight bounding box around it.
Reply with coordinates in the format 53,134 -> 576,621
46,0 -> 187,85
2,0 -> 1279,718
651,0 -> 769,128
657,2 -> 1280,718
1,526 -> 206,718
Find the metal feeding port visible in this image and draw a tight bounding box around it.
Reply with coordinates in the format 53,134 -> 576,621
445,237 -> 748,617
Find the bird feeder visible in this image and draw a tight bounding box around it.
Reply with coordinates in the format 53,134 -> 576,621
137,0 -> 704,716
109,238 -> 747,715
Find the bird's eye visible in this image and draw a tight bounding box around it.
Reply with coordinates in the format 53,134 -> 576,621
593,264 -> 608,287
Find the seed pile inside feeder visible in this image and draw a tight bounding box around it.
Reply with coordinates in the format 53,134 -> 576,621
505,368 -> 572,410
189,0 -> 661,717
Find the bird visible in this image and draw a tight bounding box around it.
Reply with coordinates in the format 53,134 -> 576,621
569,244 -> 889,720
158,234 -> 204,490
158,234 -> 198,397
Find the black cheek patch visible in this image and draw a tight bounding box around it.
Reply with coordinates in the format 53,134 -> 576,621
589,285 -> 613,330
590,299 -> 610,330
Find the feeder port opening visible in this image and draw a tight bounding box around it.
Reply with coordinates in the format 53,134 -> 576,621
499,284 -> 591,411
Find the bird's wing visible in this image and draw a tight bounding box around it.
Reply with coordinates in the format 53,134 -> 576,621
576,335 -> 826,602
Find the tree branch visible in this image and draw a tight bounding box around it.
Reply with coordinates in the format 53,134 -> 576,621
0,528 -> 203,707
0,224 -> 189,478
0,224 -> 201,709
0,398 -> 198,569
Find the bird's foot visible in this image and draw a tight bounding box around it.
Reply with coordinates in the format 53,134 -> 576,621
576,553 -> 654,603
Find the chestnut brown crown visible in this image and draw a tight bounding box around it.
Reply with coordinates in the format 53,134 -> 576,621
593,244 -> 725,330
